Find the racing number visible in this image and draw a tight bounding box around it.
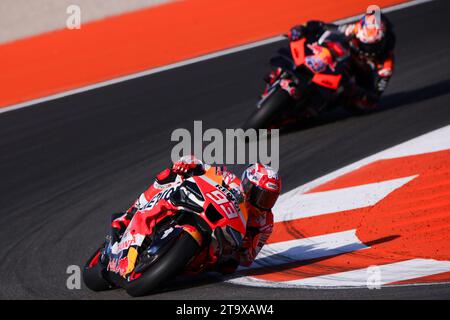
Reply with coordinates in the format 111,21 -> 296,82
206,190 -> 238,219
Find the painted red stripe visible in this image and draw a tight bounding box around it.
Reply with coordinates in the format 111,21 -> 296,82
0,0 -> 408,108
245,247 -> 408,282
309,149 -> 450,192
269,207 -> 366,244
261,149 -> 450,285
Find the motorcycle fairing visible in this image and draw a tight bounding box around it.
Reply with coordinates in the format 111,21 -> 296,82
105,169 -> 247,278
312,73 -> 342,90
290,38 -> 306,66
193,173 -> 247,235
289,37 -> 342,90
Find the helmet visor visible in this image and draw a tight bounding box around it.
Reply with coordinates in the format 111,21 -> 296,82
248,186 -> 279,210
242,176 -> 278,210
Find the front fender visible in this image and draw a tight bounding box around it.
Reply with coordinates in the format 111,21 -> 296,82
133,224 -> 203,274
179,224 -> 203,246
133,226 -> 184,274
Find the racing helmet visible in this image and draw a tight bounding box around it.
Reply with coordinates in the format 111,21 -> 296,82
240,163 -> 281,212
354,13 -> 387,56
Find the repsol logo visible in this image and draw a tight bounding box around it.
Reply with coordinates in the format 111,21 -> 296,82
143,187 -> 176,210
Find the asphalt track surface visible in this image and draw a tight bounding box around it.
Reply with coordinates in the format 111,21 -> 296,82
1,0 -> 450,299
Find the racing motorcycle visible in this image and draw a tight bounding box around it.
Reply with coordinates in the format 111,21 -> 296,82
243,31 -> 351,130
83,168 -> 247,297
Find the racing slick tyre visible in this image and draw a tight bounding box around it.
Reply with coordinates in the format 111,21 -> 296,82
83,248 -> 114,291
125,231 -> 199,297
243,87 -> 292,130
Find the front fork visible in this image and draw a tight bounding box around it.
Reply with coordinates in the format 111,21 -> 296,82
263,70 -> 300,100
132,224 -> 204,274
180,224 -> 203,246
279,78 -> 300,98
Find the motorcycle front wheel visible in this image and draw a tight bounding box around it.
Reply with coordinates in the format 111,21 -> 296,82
83,246 -> 115,291
125,231 -> 199,297
243,87 -> 292,130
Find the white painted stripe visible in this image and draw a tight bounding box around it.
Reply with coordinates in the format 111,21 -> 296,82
368,125 -> 450,160
0,0 -> 436,114
242,229 -> 368,269
274,175 -> 417,222
229,259 -> 450,288
275,125 -> 450,205
283,259 -> 450,287
232,126 -> 450,289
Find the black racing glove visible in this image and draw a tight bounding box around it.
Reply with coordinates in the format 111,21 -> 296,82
288,24 -> 307,41
289,20 -> 328,41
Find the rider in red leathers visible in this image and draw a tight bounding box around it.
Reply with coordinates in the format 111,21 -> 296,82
110,156 -> 282,274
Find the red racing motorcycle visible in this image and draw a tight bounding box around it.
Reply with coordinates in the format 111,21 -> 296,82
83,168 -> 248,297
244,31 -> 351,130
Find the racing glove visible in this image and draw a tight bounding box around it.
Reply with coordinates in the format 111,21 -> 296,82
288,20 -> 330,41
288,25 -> 306,41
172,155 -> 205,176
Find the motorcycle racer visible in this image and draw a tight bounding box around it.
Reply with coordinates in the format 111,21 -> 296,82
110,155 -> 281,274
265,27 -> 353,116
286,10 -> 395,111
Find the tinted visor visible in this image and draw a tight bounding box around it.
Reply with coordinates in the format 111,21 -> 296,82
242,176 -> 279,210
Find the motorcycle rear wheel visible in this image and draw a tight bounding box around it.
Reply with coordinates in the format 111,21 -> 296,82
125,231 -> 199,297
